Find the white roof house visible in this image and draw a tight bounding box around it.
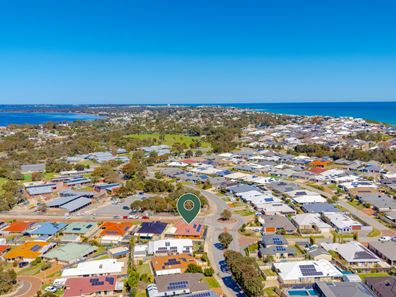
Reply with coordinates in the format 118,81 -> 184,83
261,203 -> 296,215
322,212 -> 364,233
288,190 -> 327,204
291,213 -> 332,233
224,172 -> 250,180
148,239 -> 193,255
61,259 -> 124,277
273,259 -> 343,284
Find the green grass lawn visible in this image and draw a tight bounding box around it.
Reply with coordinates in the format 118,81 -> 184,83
348,199 -> 365,210
137,263 -> 152,275
263,287 -> 279,297
358,272 -> 390,279
203,276 -> 220,288
126,133 -> 210,148
23,174 -> 32,182
233,208 -> 255,216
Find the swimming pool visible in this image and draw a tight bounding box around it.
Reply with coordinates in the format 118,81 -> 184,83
287,289 -> 318,296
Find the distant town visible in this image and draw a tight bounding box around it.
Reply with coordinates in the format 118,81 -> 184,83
0,105 -> 395,297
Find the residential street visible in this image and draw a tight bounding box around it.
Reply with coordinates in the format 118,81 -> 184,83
200,189 -> 247,297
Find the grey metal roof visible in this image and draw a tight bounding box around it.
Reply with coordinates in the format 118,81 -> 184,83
62,197 -> 92,212
302,203 -> 340,213
315,281 -> 376,297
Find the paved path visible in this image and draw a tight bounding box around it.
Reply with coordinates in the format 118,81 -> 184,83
13,276 -> 42,297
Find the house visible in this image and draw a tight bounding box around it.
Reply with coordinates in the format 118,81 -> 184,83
148,239 -> 193,255
309,160 -> 332,168
355,192 -> 396,212
258,235 -> 297,261
99,222 -> 133,244
261,203 -> 296,215
109,246 -> 130,259
4,241 -> 55,262
20,163 -> 46,173
273,259 -> 343,284
288,190 -> 327,204
258,215 -> 297,234
151,254 -> 197,276
368,241 -> 396,266
269,181 -> 301,193
322,242 -> 385,269
63,275 -> 123,297
292,213 -> 332,234
0,221 -> 34,235
313,282 -> 376,297
301,203 -> 340,213
25,222 -> 67,237
167,221 -> 205,239
62,259 -> 125,277
365,276 -> 396,297
135,221 -> 168,239
322,212 -> 366,233
307,248 -> 332,261
43,243 -> 97,264
147,273 -> 214,297
62,222 -> 98,237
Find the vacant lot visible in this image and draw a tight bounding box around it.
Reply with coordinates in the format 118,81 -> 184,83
126,133 -> 210,148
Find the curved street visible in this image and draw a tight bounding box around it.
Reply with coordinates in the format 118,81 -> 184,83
200,189 -> 248,297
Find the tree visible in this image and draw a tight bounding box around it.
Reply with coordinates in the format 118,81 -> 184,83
218,232 -> 233,249
220,209 -> 232,221
186,263 -> 203,273
122,159 -> 146,179
203,267 -> 214,276
185,150 -> 193,158
0,261 -> 17,294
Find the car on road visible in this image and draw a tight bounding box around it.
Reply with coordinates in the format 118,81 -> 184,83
392,236 -> 396,242
113,215 -> 120,219
128,214 -> 139,219
45,286 -> 57,293
122,205 -> 130,210
141,215 -> 149,219
379,236 -> 392,242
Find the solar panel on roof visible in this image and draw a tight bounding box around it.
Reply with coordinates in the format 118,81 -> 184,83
196,224 -> 202,232
30,244 -> 41,252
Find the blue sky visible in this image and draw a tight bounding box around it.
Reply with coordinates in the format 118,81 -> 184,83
0,0 -> 396,104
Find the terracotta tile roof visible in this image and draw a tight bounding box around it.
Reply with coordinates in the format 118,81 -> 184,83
63,275 -> 117,297
174,221 -> 205,238
151,253 -> 196,273
308,167 -> 327,174
3,221 -> 34,233
100,222 -> 132,237
0,245 -> 10,254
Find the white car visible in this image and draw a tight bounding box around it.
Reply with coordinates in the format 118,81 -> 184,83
45,286 -> 57,293
379,236 -> 391,242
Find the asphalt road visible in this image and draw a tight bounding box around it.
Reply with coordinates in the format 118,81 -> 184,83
200,189 -> 247,297
14,276 -> 42,297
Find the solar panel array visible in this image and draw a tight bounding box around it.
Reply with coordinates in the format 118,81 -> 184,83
90,278 -> 104,286
30,244 -> 41,252
275,246 -> 286,252
165,258 -> 181,265
272,237 -> 284,245
299,264 -> 323,276
167,281 -> 188,290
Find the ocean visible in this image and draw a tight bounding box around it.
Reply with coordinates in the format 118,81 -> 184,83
0,111 -> 101,126
214,101 -> 396,125
0,102 -> 395,126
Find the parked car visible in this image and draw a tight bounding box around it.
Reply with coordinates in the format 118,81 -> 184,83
141,215 -> 149,219
45,286 -> 57,293
391,236 -> 396,242
18,261 -> 29,268
379,236 -> 391,242
122,206 -> 130,210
